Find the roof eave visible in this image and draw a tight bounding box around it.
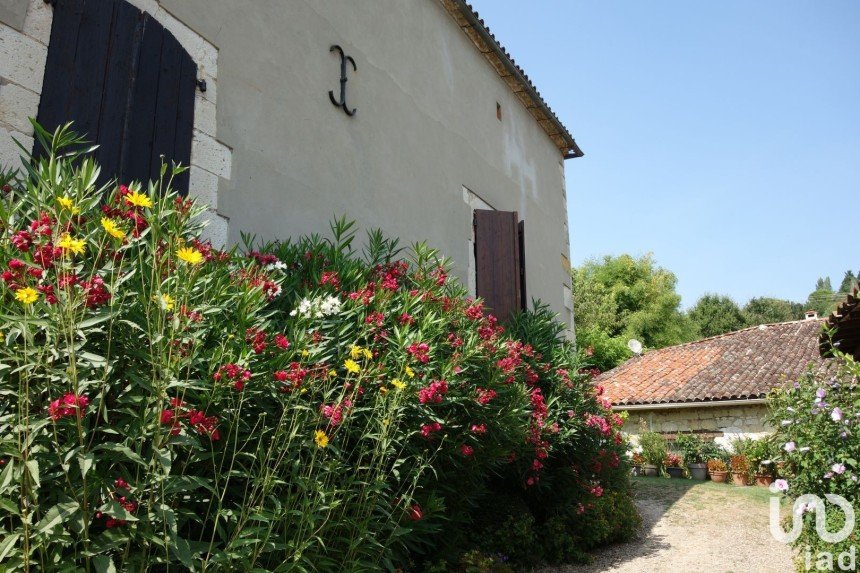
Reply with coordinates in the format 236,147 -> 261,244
611,397 -> 768,411
444,0 -> 583,159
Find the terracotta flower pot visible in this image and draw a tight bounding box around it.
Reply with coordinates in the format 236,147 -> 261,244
710,470 -> 728,483
643,464 -> 659,477
732,472 -> 749,486
688,463 -> 708,481
755,474 -> 775,487
666,467 -> 684,479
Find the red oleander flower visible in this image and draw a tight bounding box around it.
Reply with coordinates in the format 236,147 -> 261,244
319,271 -> 341,290
406,342 -> 430,363
48,393 -> 89,421
418,380 -> 448,404
460,444 -> 474,457
10,231 -> 32,252
420,422 -> 442,438
475,388 -> 497,405
408,503 -> 423,521
464,302 -> 484,320
275,334 -> 290,350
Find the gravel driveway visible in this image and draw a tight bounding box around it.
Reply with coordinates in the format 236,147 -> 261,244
537,477 -> 795,573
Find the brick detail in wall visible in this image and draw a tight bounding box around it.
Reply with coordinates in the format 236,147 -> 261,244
0,0 -> 231,247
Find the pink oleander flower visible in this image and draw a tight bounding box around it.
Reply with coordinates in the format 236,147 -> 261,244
48,393 -> 89,421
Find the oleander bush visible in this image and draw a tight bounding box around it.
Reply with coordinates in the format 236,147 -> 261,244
0,124 -> 639,571
767,352 -> 859,570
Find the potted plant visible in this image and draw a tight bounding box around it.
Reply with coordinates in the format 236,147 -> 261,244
707,458 -> 729,483
675,432 -> 716,481
730,455 -> 751,486
631,452 -> 645,476
664,453 -> 684,478
745,438 -> 777,487
639,431 -> 667,477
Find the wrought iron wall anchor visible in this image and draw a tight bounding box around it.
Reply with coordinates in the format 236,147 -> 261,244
328,45 -> 357,116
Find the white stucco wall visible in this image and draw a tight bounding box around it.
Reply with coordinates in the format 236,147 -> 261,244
0,0 -> 575,326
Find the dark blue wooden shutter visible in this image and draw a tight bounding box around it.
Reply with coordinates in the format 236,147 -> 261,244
35,0 -> 197,195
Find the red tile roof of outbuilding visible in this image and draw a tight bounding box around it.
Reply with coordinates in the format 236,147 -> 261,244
596,319 -> 830,407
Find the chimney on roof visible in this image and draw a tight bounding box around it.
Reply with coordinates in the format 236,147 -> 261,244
805,310 -> 819,320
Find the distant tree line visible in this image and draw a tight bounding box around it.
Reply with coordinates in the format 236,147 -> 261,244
572,255 -> 857,372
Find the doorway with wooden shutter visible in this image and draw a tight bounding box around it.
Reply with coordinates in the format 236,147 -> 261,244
35,0 -> 197,195
473,209 -> 526,321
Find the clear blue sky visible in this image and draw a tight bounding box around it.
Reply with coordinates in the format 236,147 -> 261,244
468,1 -> 860,309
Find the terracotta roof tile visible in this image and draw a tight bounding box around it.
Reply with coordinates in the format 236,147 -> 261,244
596,319 -> 831,406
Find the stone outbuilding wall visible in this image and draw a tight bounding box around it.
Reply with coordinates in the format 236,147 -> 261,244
621,403 -> 771,441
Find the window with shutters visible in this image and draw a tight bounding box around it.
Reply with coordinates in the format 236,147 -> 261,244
35,0 -> 197,194
474,209 -> 526,321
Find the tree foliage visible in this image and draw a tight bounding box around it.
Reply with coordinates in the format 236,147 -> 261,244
687,294 -> 747,338
742,297 -> 803,325
571,254 -> 694,371
806,276 -> 840,317
838,270 -> 857,293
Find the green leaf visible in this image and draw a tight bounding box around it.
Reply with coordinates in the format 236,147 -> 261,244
92,444 -> 146,467
0,498 -> 19,516
92,554 -> 116,573
35,501 -> 79,535
79,452 -> 95,479
24,460 -> 39,488
103,500 -> 138,522
172,535 -> 193,568
0,532 -> 19,561
0,459 -> 14,491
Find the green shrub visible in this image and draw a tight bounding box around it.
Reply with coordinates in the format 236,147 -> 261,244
767,352 -> 860,570
0,124 -> 640,571
639,431 -> 667,467
674,432 -> 719,465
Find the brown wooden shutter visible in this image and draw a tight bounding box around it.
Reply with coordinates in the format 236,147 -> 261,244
35,0 -> 197,195
474,209 -> 522,321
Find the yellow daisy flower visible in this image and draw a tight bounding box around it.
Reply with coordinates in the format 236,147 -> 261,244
57,195 -> 80,214
405,366 -> 415,378
344,359 -> 360,374
160,293 -> 175,312
391,379 -> 406,391
176,246 -> 204,265
126,190 -> 153,208
362,348 -> 373,360
314,430 -> 329,448
58,234 -> 86,256
327,369 -> 337,377
15,287 -> 39,305
301,349 -> 310,358
100,217 -> 125,240
350,345 -> 363,360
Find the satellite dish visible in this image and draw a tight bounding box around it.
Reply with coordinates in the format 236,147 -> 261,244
627,339 -> 643,355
